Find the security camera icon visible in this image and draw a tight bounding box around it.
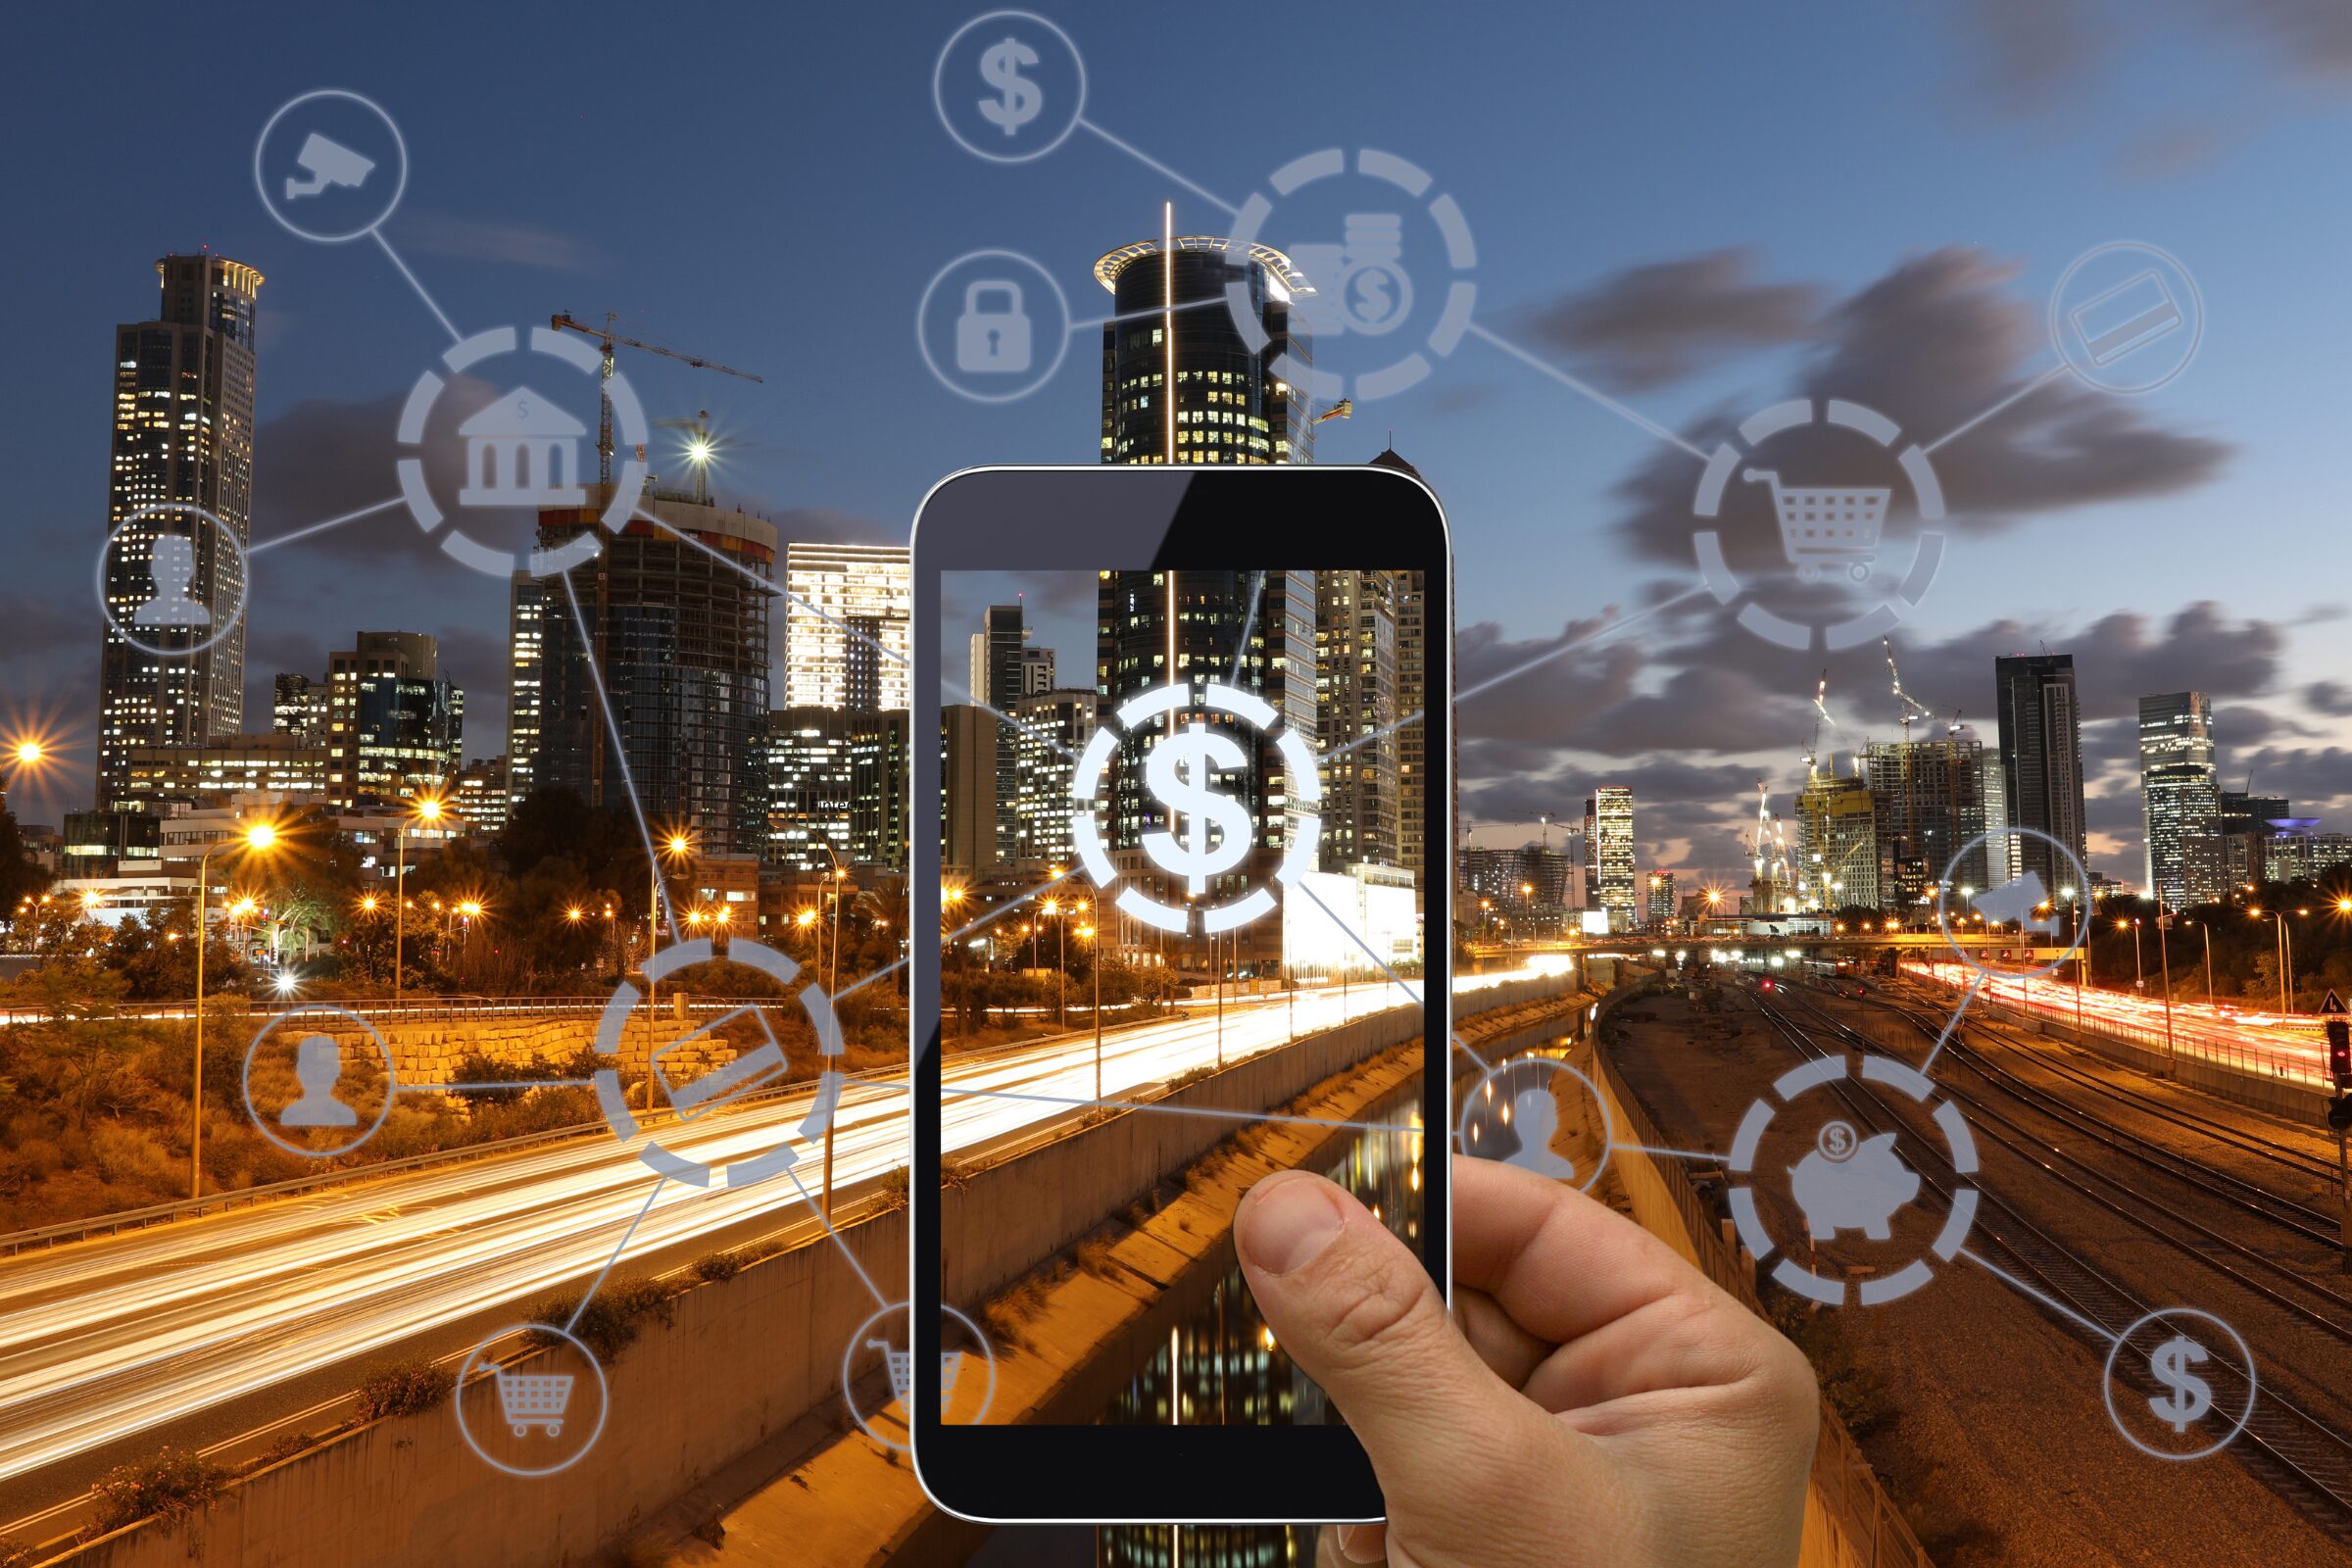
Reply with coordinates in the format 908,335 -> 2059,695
284,132 -> 375,200
655,1006 -> 789,1121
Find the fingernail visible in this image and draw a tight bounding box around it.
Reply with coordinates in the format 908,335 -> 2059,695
1239,1175 -> 1346,1275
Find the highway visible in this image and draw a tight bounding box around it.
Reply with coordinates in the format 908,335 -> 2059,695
1907,960 -> 2333,1085
0,968 -> 1545,1500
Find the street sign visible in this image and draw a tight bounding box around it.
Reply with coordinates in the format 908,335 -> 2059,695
2320,989 -> 2348,1016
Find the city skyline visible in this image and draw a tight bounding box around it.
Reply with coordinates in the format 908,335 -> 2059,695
3,2 -> 2346,898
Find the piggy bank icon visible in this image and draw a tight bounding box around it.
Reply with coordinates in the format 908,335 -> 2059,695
1789,1126 -> 1919,1241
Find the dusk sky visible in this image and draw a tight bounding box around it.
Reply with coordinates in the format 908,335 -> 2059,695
6,0 -> 2348,890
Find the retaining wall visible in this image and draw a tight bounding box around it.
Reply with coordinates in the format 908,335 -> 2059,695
48,975 -> 1579,1568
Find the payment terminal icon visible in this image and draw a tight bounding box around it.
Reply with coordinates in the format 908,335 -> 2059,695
655,1006 -> 789,1120
2068,270 -> 2183,367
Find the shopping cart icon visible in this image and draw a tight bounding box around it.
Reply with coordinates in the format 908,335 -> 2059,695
869,1339 -> 964,1415
1744,468 -> 1886,583
493,1369 -> 575,1439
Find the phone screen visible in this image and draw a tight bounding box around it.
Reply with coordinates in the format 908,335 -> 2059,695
928,565 -> 1432,1430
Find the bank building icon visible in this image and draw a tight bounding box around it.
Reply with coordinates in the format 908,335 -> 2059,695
458,387 -> 588,508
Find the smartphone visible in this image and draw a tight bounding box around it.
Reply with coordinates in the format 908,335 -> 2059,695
907,465 -> 1452,1524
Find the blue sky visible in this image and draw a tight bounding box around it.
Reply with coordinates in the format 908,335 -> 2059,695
4,0 -> 2347,887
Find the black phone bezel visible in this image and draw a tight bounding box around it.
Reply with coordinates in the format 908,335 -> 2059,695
907,465 -> 1453,1525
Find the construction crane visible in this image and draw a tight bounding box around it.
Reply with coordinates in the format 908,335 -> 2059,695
549,313 -> 763,487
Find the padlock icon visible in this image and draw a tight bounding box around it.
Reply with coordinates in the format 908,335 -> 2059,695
955,280 -> 1032,374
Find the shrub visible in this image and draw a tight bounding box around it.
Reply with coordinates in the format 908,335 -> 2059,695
691,1249 -> 744,1283
530,1276 -> 675,1361
0,1538 -> 38,1568
89,1446 -> 226,1533
355,1355 -> 448,1422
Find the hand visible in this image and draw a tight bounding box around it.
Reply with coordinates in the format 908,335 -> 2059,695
1234,1155 -> 1818,1567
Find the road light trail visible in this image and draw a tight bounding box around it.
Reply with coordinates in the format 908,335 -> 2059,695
0,970 -> 1539,1484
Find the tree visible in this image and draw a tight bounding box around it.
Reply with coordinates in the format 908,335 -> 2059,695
0,807 -> 49,921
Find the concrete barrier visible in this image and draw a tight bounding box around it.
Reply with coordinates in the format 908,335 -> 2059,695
1587,988 -> 1935,1568
1946,987 -> 2331,1126
44,975 -> 1582,1568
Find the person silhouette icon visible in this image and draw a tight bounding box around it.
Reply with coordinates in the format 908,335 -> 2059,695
280,1034 -> 358,1128
131,534 -> 211,627
1503,1087 -> 1578,1181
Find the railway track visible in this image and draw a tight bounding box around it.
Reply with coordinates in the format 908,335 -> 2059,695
1746,987 -> 2352,1544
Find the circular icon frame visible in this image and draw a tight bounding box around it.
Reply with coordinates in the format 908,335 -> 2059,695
94,504 -> 252,660
2100,1306 -> 2256,1462
2048,241 -> 2203,397
455,1322 -> 612,1477
1224,146 -> 1477,406
1728,1053 -> 1979,1308
932,9 -> 1087,165
841,1300 -> 998,1451
1455,1055 -> 1613,1194
591,937 -> 845,1190
242,1004 -> 398,1159
1067,677 -> 1320,938
1935,825 -> 2091,983
915,248 -> 1073,404
253,88 -> 410,244
395,324 -> 644,578
1689,397 -> 1947,653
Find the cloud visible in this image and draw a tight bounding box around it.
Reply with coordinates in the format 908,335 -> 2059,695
2305,681 -> 2352,717
1951,0 -> 2352,116
1604,247 -> 2229,596
1519,249 -> 1823,390
393,211 -> 598,271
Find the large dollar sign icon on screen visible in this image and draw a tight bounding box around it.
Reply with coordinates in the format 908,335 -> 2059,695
1142,723 -> 1254,895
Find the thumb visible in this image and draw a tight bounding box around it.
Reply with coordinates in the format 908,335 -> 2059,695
1236,1170 -> 1540,1494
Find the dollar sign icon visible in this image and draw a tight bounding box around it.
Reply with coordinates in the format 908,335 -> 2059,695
976,37 -> 1042,136
1141,722 -> 1255,895
1349,268 -> 1395,326
2147,1334 -> 2214,1434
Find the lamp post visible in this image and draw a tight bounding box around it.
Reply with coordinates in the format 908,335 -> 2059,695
2155,906 -> 2177,1077
1079,921 -> 1102,1106
819,852 -> 849,1220
2129,916 -> 2144,993
2251,907 -> 2295,1013
649,829 -> 693,1048
191,819 -> 278,1200
392,794 -> 450,1004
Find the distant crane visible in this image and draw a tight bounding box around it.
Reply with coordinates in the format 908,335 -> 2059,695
549,313 -> 763,487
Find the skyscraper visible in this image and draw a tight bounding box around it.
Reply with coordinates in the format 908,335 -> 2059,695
1097,569 -> 1317,967
1007,687 -> 1101,871
1863,728 -> 1992,907
1796,768 -> 1882,912
2138,691 -> 2219,907
98,254 -> 264,808
969,603 -> 1044,861
537,497 -> 775,855
1315,570 -> 1402,873
1993,654 -> 2087,892
1584,787 -> 1636,931
760,707 -> 856,871
1095,233 -> 1312,466
847,710 -> 909,872
505,570 -> 549,813
1371,449 -> 1437,894
271,674 -> 327,745
784,542 -> 910,711
325,633 -> 464,808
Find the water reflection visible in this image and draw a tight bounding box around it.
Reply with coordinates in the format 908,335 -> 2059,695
1096,1081 -> 1423,1565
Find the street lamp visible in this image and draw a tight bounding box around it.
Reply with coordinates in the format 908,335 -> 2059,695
191,818 -> 280,1199
1078,920 -> 1102,1105
647,826 -> 696,1042
393,794 -> 449,1004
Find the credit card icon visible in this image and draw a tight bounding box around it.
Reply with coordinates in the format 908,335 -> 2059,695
2068,270 -> 2182,367
656,1006 -> 789,1120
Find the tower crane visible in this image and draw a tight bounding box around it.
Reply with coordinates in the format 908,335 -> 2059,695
549,313 -> 764,487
